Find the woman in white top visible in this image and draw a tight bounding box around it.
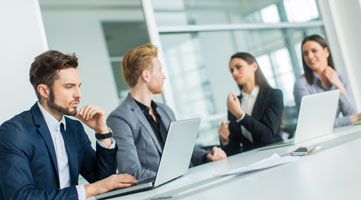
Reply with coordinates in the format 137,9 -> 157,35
294,34 -> 361,127
218,52 -> 284,155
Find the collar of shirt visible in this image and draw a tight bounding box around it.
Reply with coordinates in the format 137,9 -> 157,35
37,102 -> 66,133
133,98 -> 158,115
241,86 -> 260,99
312,71 -> 339,91
313,72 -> 323,84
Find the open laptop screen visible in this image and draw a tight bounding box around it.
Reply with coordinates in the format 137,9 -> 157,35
293,89 -> 340,143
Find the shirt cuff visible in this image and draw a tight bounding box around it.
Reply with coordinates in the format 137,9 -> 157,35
96,138 -> 116,149
76,185 -> 86,200
236,112 -> 246,123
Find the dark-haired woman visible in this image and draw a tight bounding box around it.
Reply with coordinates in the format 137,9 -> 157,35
294,34 -> 361,127
218,52 -> 284,156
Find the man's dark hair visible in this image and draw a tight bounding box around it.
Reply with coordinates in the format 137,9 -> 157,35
29,50 -> 78,100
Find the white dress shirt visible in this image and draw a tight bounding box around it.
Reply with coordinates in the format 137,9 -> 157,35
38,102 -> 115,200
237,86 -> 260,143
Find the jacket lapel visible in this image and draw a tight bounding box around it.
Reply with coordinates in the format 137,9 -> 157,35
126,95 -> 163,154
31,104 -> 59,178
61,119 -> 78,185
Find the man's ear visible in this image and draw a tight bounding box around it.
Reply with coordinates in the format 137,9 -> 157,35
37,84 -> 50,99
141,70 -> 151,83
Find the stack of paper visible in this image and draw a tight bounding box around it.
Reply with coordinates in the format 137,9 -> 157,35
221,153 -> 301,176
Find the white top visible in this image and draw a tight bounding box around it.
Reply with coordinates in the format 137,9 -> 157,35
237,86 -> 260,143
38,102 -> 115,200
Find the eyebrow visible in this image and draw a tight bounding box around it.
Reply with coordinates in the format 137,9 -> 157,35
63,83 -> 81,87
303,48 -> 316,53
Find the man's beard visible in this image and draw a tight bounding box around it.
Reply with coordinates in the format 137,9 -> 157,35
149,84 -> 163,94
47,89 -> 79,116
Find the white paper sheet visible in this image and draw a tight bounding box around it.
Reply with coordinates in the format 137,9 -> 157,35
221,153 -> 301,176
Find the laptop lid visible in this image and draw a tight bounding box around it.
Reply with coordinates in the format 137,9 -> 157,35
95,118 -> 201,199
293,89 -> 340,144
153,118 -> 201,187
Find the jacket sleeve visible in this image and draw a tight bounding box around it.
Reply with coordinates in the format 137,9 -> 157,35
190,146 -> 208,166
0,123 -> 78,200
220,123 -> 242,156
240,89 -> 284,144
77,121 -> 117,183
107,115 -> 156,180
333,75 -> 357,127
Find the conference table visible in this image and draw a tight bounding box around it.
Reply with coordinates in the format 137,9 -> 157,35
109,125 -> 361,200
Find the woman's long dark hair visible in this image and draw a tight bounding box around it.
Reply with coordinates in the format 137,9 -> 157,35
301,34 -> 335,84
230,52 -> 271,90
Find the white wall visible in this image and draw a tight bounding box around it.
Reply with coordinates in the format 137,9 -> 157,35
0,0 -> 48,124
319,0 -> 361,110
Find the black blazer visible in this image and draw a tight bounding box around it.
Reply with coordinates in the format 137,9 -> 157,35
222,88 -> 284,155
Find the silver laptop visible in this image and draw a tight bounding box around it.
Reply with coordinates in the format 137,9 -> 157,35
95,118 -> 201,199
260,89 -> 340,150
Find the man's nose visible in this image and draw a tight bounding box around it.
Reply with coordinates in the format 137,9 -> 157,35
75,87 -> 82,99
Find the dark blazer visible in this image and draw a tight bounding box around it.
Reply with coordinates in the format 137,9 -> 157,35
0,103 -> 117,200
222,88 -> 284,155
107,94 -> 208,180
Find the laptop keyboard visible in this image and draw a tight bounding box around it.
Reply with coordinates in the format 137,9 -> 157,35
138,176 -> 156,184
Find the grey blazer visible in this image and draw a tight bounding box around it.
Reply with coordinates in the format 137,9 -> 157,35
107,94 -> 208,180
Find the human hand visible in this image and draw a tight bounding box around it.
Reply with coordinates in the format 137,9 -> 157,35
85,174 -> 137,198
226,93 -> 243,118
350,113 -> 361,122
323,67 -> 345,94
218,120 -> 230,144
207,147 -> 227,161
75,105 -> 108,133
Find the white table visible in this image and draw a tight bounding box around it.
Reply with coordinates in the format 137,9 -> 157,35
110,125 -> 361,200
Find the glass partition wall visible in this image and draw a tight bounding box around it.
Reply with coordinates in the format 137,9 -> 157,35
102,21 -> 150,102
142,0 -> 326,146
39,0 -> 327,147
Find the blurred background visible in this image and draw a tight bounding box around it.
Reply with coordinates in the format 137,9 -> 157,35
2,0 -> 361,148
